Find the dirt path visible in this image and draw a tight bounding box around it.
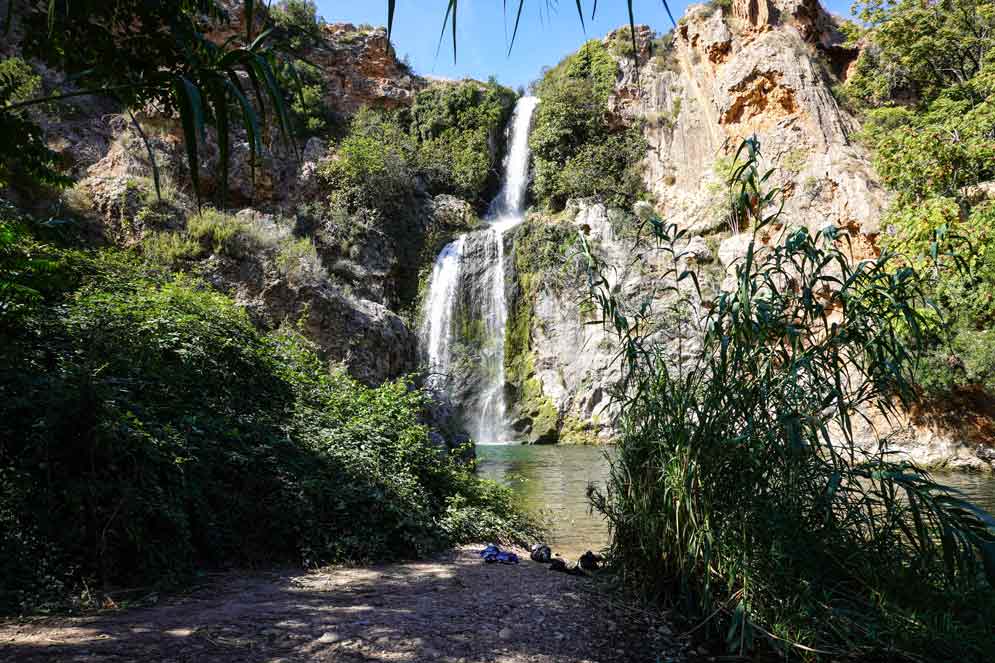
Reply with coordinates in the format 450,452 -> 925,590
0,547 -> 689,663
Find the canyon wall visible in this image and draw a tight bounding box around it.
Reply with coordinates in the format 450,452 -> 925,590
512,0 -> 994,469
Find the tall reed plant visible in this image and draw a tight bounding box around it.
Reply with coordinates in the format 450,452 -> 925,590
582,138 -> 995,660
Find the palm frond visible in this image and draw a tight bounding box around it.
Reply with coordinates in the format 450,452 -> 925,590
174,76 -> 205,205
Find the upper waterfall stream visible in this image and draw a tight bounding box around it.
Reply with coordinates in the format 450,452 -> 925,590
421,96 -> 539,444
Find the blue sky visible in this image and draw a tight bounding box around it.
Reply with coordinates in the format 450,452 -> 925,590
318,1 -> 857,89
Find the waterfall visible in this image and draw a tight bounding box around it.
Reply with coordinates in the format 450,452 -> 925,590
421,96 -> 539,443
420,236 -> 465,386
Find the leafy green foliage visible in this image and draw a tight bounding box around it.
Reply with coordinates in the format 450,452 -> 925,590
0,213 -> 538,614
7,1 -> 297,205
898,204 -> 995,395
274,58 -> 333,138
270,0 -> 325,48
864,104 -> 995,205
0,204 -> 60,318
322,81 -> 515,217
530,40 -> 646,210
584,139 -> 995,661
409,81 -> 517,203
316,81 -> 512,310
849,0 -> 995,400
141,230 -> 202,268
267,2 -> 336,139
0,57 -> 69,190
321,108 -> 421,218
187,208 -> 282,257
0,57 -> 39,105
853,0 -> 994,104
276,235 -> 325,284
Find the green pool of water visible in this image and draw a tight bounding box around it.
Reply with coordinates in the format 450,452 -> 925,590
476,444 -> 995,559
475,444 -> 612,558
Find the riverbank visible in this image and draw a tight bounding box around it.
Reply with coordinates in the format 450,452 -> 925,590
0,547 -> 686,663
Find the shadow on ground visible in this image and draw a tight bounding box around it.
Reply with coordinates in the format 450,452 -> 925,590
0,547 -> 686,663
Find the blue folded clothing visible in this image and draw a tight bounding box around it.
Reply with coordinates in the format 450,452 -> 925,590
479,544 -> 519,564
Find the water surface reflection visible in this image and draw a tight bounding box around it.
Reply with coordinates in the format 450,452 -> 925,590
477,445 -> 995,558
476,444 -> 611,557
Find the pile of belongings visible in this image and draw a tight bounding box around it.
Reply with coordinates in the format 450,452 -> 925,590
479,544 -> 519,564
531,543 -> 604,576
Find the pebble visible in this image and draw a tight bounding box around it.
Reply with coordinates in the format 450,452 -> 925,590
316,631 -> 341,643
498,627 -> 513,640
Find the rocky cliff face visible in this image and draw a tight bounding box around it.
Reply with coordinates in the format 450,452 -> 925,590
513,0 -> 993,469
614,0 -> 884,245
315,23 -> 426,115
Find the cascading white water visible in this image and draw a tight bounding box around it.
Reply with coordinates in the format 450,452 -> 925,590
421,236 -> 465,387
421,96 -> 539,443
488,96 -> 540,218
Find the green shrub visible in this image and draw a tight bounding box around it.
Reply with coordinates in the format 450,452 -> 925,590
0,57 -> 40,106
610,27 -> 636,58
892,203 -> 995,396
322,82 -> 516,216
585,139 -> 995,661
550,131 -> 648,208
0,238 -> 539,614
0,57 -> 68,190
318,82 -> 514,311
530,40 -> 646,210
0,206 -> 59,319
276,235 -> 325,285
270,0 -> 325,48
141,230 -> 202,266
408,81 -> 516,205
187,209 -> 282,258
320,108 -> 420,218
843,2 -> 995,404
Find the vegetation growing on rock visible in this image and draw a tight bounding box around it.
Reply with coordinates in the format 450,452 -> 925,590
0,205 -> 538,615
316,79 -> 514,311
846,0 -> 995,401
529,41 -> 647,211
503,219 -> 580,444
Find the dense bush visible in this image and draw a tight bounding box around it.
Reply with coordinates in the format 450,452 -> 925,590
322,81 -> 516,217
0,215 -> 538,615
0,57 -> 68,191
274,58 -> 334,138
321,108 -> 421,219
410,81 -> 518,203
586,141 -> 995,661
530,40 -> 647,210
270,0 -> 325,45
317,82 -> 513,310
848,0 -> 995,399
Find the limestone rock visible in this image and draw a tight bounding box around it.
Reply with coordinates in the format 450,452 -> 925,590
681,235 -> 715,263
313,23 -> 426,115
203,249 -> 418,386
625,3 -> 885,241
516,200 -> 717,443
732,0 -> 773,27
718,233 -> 753,267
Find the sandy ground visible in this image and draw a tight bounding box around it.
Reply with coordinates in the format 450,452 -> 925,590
0,547 -> 689,663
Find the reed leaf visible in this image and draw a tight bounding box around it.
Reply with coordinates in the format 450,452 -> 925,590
584,137 -> 995,660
